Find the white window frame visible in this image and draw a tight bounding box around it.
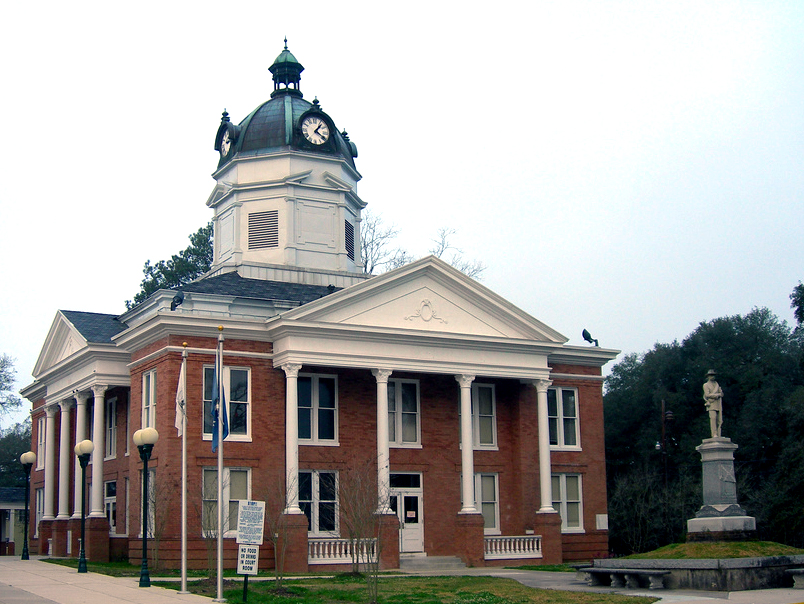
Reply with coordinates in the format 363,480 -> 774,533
552,473 -> 584,533
548,387 -> 581,450
125,398 -> 130,457
104,480 -> 117,533
476,473 -> 500,535
299,469 -> 339,537
105,398 -> 117,460
202,365 -> 252,443
201,467 -> 251,538
36,417 -> 45,469
298,374 -> 338,446
142,369 -> 156,429
464,383 -> 496,450
388,379 -> 421,447
34,488 -> 44,538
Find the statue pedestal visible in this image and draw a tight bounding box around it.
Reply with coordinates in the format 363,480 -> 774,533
687,437 -> 756,541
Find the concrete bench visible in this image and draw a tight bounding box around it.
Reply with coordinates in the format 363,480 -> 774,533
785,568 -> 804,588
578,567 -> 670,590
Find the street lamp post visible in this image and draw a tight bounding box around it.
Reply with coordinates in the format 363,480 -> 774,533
20,451 -> 36,560
74,439 -> 94,573
133,427 -> 159,588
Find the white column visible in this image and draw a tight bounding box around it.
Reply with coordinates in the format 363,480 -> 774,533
456,374 -> 477,513
56,399 -> 74,519
90,385 -> 107,517
534,379 -> 556,513
43,405 -> 58,520
372,369 -> 393,512
72,392 -> 90,517
282,364 -> 303,514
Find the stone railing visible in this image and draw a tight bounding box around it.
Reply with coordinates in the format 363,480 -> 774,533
308,537 -> 378,565
484,535 -> 543,560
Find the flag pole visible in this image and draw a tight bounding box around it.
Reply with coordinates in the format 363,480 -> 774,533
180,343 -> 188,594
216,327 -> 224,603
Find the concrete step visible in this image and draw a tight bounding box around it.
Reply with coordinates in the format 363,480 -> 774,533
399,555 -> 467,571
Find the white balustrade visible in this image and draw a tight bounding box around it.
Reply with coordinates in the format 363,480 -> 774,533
484,535 -> 543,560
308,537 -> 378,565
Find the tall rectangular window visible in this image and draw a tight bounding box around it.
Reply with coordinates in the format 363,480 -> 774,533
202,467 -> 250,537
142,370 -> 156,429
36,417 -> 45,469
460,473 -> 500,534
299,470 -> 338,535
462,383 -> 496,448
105,398 -> 117,459
105,480 -> 117,533
140,469 -> 155,538
203,366 -> 251,441
298,374 -> 337,444
35,488 -> 44,538
125,398 -> 130,456
388,379 -> 419,446
552,473 -> 583,533
548,387 -> 580,449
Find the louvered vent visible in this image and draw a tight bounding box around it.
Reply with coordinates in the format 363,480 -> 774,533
345,220 -> 355,261
248,211 -> 279,249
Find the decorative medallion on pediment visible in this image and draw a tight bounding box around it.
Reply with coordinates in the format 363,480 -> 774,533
405,299 -> 447,325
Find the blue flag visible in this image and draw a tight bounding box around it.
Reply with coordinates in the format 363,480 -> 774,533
211,367 -> 229,452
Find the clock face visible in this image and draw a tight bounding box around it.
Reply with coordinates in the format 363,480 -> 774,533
220,130 -> 232,156
301,115 -> 330,145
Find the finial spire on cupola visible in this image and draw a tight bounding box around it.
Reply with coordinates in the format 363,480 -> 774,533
269,38 -> 304,98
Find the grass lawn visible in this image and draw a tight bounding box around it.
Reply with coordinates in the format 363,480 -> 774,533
156,574 -> 658,604
625,541 -> 804,560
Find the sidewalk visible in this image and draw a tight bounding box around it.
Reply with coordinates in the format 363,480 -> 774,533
1,556 -> 803,604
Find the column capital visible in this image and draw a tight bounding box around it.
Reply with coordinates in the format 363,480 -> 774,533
531,379 -> 552,394
74,391 -> 91,406
281,363 -> 303,378
59,399 -> 75,412
371,368 -> 393,383
45,404 -> 58,418
455,374 -> 476,389
91,384 -> 108,399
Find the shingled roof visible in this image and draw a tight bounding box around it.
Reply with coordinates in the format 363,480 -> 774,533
180,272 -> 340,305
61,310 -> 128,344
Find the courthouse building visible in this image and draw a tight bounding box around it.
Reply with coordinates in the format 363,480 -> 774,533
21,43 -> 618,570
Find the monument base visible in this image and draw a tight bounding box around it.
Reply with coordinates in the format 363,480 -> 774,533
687,515 -> 756,541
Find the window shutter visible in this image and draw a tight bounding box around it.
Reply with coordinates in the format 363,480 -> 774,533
345,220 -> 355,261
248,211 -> 279,249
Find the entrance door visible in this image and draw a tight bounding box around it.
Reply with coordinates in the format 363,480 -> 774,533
390,491 -> 423,553
389,473 -> 424,553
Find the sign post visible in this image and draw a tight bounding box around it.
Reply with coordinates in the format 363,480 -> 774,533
236,500 -> 265,603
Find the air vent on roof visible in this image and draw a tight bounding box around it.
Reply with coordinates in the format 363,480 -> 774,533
345,220 -> 355,261
249,211 -> 279,249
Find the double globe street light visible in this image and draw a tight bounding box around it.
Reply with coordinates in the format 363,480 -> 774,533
133,427 -> 159,587
20,451 -> 36,560
74,439 -> 94,573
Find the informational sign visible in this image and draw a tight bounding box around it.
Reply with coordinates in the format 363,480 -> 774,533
236,500 -> 265,545
237,544 -> 259,576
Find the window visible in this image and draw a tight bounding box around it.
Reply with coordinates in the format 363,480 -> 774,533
552,474 -> 583,533
248,210 -> 279,249
105,481 -> 117,533
299,470 -> 338,535
105,398 -> 117,459
460,473 -> 499,534
298,374 -> 337,444
345,220 -> 355,261
388,379 -> 419,446
461,384 -> 497,449
35,488 -> 44,537
202,467 -> 250,537
125,398 -> 130,456
203,366 -> 251,441
548,387 -> 579,449
142,369 -> 156,429
36,417 -> 45,469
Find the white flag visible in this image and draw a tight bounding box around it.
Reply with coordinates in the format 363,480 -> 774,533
175,355 -> 186,437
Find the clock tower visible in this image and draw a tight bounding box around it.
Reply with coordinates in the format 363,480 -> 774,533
207,41 -> 367,288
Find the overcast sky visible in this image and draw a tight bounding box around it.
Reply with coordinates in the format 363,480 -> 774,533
2,1 -> 802,428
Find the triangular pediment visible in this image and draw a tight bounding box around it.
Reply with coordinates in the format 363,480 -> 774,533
279,256 -> 567,343
32,312 -> 90,377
